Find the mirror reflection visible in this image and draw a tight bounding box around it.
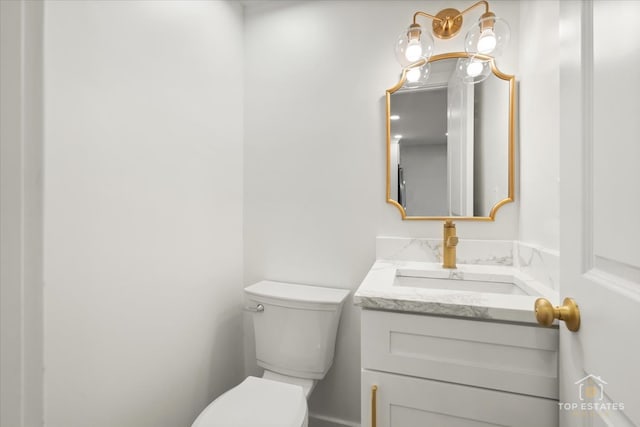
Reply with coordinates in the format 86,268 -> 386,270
387,54 -> 514,219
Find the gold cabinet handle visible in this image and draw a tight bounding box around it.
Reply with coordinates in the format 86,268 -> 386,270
371,385 -> 377,427
535,297 -> 581,332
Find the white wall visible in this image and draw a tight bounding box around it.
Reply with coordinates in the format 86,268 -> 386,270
518,1 -> 560,251
243,1 -> 521,425
43,2 -> 244,427
1,1 -> 44,426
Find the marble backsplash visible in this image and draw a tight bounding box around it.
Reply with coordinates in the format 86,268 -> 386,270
376,237 -> 514,266
376,237 -> 559,292
514,241 -> 560,292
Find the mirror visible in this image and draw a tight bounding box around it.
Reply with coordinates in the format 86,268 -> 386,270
386,52 -> 515,220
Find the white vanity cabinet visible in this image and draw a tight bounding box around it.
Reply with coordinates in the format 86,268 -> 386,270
361,309 -> 559,427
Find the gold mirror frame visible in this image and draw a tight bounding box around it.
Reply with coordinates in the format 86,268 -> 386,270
386,52 -> 516,221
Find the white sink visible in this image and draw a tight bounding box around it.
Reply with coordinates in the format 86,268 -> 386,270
393,270 -> 533,296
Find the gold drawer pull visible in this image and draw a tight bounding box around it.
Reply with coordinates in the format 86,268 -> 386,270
371,385 -> 378,427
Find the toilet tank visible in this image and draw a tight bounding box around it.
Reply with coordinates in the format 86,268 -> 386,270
245,281 -> 350,380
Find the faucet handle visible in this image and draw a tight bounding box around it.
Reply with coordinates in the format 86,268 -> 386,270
446,236 -> 459,247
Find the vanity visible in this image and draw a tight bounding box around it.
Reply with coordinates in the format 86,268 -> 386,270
362,1 -> 567,424
355,254 -> 560,427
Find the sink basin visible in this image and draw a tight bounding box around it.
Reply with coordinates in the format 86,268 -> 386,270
354,260 -> 556,324
393,272 -> 530,296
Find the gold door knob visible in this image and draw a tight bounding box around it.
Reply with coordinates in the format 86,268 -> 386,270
534,297 -> 581,332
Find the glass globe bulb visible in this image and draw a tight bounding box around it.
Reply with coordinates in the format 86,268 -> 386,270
403,63 -> 431,88
477,29 -> 497,54
406,67 -> 421,82
464,15 -> 510,57
405,39 -> 423,62
394,25 -> 434,67
455,57 -> 490,84
466,60 -> 484,77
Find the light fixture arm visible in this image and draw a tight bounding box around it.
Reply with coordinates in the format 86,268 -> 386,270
412,1 -> 490,24
394,0 -> 510,77
455,0 -> 490,20
412,11 -> 444,25
410,0 -> 494,40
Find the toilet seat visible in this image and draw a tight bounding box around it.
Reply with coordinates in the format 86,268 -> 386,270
191,376 -> 307,427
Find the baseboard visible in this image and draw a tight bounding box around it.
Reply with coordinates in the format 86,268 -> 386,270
308,412 -> 360,427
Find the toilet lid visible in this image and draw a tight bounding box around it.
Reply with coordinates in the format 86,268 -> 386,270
191,377 -> 307,427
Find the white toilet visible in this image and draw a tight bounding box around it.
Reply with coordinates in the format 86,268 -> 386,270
191,280 -> 350,427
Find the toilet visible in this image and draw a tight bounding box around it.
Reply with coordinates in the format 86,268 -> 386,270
191,280 -> 350,427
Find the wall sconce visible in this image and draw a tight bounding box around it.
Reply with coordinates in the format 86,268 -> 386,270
394,0 -> 510,82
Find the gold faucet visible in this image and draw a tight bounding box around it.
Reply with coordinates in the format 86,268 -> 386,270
443,220 -> 459,269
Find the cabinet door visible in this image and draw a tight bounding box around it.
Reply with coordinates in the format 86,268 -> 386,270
362,370 -> 558,427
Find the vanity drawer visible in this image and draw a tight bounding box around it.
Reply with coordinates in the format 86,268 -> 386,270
361,309 -> 558,398
361,370 -> 558,427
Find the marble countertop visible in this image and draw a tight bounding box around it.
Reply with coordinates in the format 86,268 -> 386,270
354,260 -> 559,324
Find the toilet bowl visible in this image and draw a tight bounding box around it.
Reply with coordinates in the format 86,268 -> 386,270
190,280 -> 349,427
191,376 -> 308,427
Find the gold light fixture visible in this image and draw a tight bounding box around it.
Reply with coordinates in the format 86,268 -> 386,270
394,1 -> 510,70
